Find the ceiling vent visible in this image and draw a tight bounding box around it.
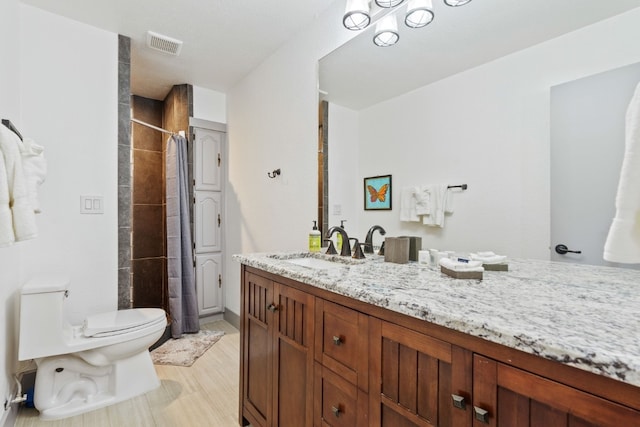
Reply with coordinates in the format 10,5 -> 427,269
146,31 -> 183,56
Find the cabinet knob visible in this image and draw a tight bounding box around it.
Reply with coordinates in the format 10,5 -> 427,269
451,394 -> 466,410
332,335 -> 342,346
331,406 -> 341,417
267,303 -> 278,312
473,406 -> 490,424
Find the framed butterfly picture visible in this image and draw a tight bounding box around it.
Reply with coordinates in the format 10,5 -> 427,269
364,175 -> 392,210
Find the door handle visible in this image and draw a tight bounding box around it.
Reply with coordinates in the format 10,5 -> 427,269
555,244 -> 582,255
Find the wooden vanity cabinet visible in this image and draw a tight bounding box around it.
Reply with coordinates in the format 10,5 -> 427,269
240,265 -> 640,427
240,271 -> 315,427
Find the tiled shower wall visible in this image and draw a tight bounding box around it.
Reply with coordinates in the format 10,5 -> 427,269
117,35 -> 131,309
131,96 -> 167,309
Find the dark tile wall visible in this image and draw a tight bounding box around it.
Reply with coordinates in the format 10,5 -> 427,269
131,96 -> 167,309
117,35 -> 132,309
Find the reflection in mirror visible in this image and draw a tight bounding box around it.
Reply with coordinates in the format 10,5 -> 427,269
321,1 -> 640,110
318,0 -> 640,264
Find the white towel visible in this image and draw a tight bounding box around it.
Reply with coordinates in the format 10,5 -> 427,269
0,125 -> 37,242
400,186 -> 420,222
470,252 -> 507,264
0,148 -> 15,246
20,138 -> 46,213
422,184 -> 453,227
439,257 -> 484,272
414,186 -> 430,216
604,81 -> 640,263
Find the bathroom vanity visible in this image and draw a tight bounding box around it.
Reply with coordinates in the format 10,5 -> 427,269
235,253 -> 640,427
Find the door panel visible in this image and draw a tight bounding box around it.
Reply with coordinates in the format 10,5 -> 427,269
550,62 -> 640,267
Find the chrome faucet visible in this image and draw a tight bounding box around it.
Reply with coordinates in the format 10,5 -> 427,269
364,225 -> 386,254
326,226 -> 351,256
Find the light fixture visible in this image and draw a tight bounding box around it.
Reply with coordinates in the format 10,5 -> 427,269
343,0 -> 371,30
373,15 -> 400,47
444,0 -> 472,6
375,0 -> 405,8
404,0 -> 434,29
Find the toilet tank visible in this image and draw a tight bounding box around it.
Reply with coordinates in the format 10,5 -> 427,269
18,275 -> 70,361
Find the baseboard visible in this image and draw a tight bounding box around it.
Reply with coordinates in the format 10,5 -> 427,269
223,308 -> 240,330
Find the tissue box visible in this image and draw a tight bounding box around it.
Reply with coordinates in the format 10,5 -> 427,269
440,266 -> 483,280
384,237 -> 410,264
483,263 -> 508,271
399,236 -> 422,261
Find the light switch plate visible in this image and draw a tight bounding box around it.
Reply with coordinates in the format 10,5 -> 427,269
80,195 -> 104,214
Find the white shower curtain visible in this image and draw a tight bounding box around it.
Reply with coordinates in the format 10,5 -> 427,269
166,134 -> 199,338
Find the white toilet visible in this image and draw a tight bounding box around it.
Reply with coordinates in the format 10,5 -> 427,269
18,275 -> 167,420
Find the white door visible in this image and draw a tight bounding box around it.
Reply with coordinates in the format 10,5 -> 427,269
195,253 -> 223,315
194,191 -> 221,253
550,62 -> 640,267
194,128 -> 223,191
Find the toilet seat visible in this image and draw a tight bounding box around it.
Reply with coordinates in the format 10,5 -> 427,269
83,308 -> 166,338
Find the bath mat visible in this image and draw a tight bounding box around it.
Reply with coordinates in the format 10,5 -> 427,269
151,329 -> 225,367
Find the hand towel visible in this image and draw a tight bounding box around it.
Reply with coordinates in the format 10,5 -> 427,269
422,184 -> 450,227
414,186 -> 431,216
604,81 -> 640,263
470,252 -> 508,264
0,148 -> 15,246
0,125 -> 37,242
20,138 -> 46,213
400,186 -> 420,222
439,257 -> 484,272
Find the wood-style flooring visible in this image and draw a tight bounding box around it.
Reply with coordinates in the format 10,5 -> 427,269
15,320 -> 240,427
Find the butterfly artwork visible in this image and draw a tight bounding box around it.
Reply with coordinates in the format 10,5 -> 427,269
364,175 -> 392,210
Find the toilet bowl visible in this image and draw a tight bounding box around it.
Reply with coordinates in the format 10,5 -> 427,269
18,275 -> 167,420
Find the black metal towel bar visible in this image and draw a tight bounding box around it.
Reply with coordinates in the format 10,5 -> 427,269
447,184 -> 468,190
1,119 -> 23,141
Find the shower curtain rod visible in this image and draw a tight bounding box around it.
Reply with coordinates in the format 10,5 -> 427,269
131,118 -> 184,136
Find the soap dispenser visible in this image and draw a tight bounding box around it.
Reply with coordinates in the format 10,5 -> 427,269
336,220 -> 346,251
309,221 -> 321,252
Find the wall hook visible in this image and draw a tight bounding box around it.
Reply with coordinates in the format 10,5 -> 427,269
267,168 -> 281,179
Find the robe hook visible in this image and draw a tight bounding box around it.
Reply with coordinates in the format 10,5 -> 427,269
267,168 -> 281,179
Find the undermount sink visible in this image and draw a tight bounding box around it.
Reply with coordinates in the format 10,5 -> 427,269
269,253 -> 363,269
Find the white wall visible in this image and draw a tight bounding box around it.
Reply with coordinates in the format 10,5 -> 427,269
0,6 -> 118,421
20,5 -> 118,323
225,1 -> 357,315
347,8 -> 640,260
193,86 -> 226,124
0,0 -> 22,423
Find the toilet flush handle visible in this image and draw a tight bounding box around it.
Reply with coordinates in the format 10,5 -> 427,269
64,290 -> 69,298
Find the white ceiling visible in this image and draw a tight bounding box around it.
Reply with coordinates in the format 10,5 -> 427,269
19,0 -> 640,105
20,0 -> 338,100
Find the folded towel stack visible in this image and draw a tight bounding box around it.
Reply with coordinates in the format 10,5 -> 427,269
439,257 -> 484,272
470,251 -> 507,264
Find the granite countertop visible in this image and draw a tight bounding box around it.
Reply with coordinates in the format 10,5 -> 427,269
233,252 -> 640,388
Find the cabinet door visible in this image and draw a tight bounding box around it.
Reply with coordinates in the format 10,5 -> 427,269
241,272 -> 274,427
370,319 -> 473,427
194,191 -> 221,253
194,128 -> 223,191
273,283 -> 315,427
473,355 -> 640,427
195,253 -> 222,315
314,362 -> 368,427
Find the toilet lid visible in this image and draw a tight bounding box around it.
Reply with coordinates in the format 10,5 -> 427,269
83,308 -> 166,337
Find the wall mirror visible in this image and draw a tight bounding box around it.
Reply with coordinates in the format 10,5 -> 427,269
318,0 -> 640,266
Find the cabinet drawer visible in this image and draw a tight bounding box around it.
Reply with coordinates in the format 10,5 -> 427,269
315,299 -> 369,389
314,363 -> 368,427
